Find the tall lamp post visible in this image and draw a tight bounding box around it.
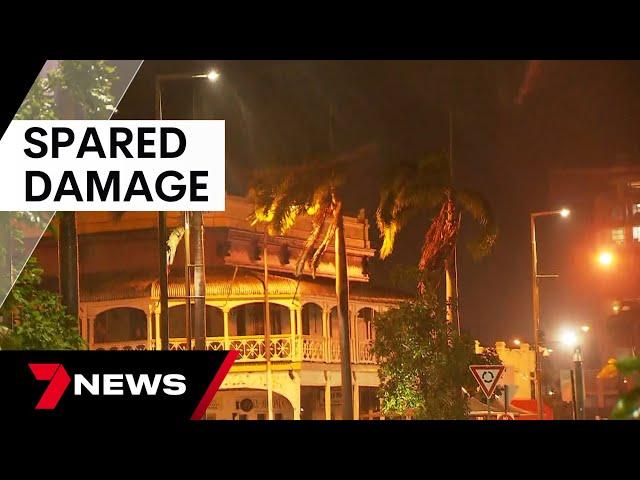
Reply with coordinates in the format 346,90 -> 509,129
531,207 -> 570,419
154,69 -> 219,351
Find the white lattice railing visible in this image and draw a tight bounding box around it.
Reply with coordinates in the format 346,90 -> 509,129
227,335 -> 294,362
168,338 -> 225,351
91,335 -> 376,364
329,339 -> 342,363
92,340 -> 151,351
301,335 -> 325,362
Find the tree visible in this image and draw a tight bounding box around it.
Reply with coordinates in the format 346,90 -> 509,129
376,152 -> 497,321
248,145 -> 374,419
0,257 -> 85,350
372,284 -> 502,419
600,357 -> 640,419
14,61 -> 119,321
1,211 -> 50,300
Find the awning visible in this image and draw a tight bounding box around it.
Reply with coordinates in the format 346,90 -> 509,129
53,265 -> 406,303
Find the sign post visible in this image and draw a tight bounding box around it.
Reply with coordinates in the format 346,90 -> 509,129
470,365 -> 505,420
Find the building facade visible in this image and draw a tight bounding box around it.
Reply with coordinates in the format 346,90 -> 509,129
550,164 -> 640,416
32,195 -> 403,420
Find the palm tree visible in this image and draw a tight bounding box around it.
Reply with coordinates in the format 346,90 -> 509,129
376,152 -> 497,323
248,146 -> 374,420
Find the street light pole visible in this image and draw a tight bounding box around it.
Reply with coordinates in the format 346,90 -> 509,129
530,213 -> 543,419
530,208 -> 570,420
573,344 -> 586,420
155,77 -> 170,351
263,227 -> 274,420
154,70 -> 219,351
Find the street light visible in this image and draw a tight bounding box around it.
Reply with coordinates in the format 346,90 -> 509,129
597,250 -> 614,267
154,69 -> 218,352
207,70 -> 220,82
513,338 -> 521,347
530,208 -> 570,420
560,329 -> 578,348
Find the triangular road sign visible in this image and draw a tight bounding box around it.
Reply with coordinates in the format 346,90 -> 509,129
469,365 -> 505,398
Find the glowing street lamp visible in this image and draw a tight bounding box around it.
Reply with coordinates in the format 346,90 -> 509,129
530,207 -> 571,419
206,70 -> 220,82
192,70 -> 221,82
597,250 -> 614,267
561,329 -> 578,348
513,338 -> 521,347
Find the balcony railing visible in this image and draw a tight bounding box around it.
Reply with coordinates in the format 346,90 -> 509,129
90,335 -> 377,364
93,340 -> 149,351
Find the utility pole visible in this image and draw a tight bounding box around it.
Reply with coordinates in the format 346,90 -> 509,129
263,227 -> 274,420
192,211 -> 206,350
155,77 -> 170,351
184,212 -> 192,349
530,214 -> 544,419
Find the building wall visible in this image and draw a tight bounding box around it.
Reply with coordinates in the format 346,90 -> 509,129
476,340 -> 535,400
27,194 -> 400,420
32,194 -> 375,283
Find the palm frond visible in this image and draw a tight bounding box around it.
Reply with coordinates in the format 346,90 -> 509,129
376,183 -> 447,259
454,188 -> 498,260
418,200 -> 460,272
295,203 -> 331,277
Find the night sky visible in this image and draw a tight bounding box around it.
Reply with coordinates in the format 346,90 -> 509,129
115,60 -> 640,345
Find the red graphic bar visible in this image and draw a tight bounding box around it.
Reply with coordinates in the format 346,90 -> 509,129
190,350 -> 239,420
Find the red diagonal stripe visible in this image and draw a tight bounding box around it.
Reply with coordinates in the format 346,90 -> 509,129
191,350 -> 239,420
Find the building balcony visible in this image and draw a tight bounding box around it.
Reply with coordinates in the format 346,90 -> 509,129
90,334 -> 376,365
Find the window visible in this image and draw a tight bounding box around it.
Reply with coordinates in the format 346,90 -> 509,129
612,228 -> 625,244
229,303 -> 290,336
633,226 -> 640,243
94,308 -> 147,343
168,305 -> 224,338
302,303 -> 323,336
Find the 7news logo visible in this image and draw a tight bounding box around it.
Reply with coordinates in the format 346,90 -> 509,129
29,363 -> 187,410
0,350 -> 237,422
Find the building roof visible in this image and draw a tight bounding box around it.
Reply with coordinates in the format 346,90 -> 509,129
58,265 -> 407,303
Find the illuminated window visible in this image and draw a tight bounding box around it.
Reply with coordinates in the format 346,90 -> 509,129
612,228 -> 625,244
634,226 -> 640,242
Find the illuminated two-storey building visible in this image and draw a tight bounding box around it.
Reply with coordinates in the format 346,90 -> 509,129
33,195 -> 403,420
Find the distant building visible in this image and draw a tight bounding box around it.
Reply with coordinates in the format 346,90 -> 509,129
32,195 -> 405,420
475,340 -> 535,400
474,341 -> 553,419
550,164 -> 640,416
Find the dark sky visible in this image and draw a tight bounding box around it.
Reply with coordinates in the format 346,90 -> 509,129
115,60 -> 640,345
